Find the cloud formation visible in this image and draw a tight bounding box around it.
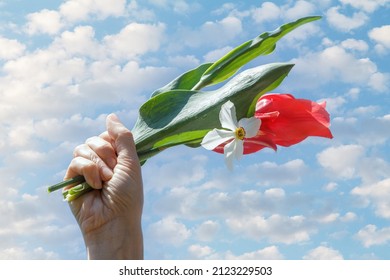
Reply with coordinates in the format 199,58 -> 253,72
0,0 -> 389,260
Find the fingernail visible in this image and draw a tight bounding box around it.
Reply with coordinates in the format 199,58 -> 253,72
102,166 -> 114,181
109,113 -> 120,122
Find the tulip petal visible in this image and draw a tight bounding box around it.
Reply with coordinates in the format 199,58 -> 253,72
255,93 -> 333,147
238,117 -> 261,138
243,134 -> 277,154
201,129 -> 234,150
219,100 -> 238,131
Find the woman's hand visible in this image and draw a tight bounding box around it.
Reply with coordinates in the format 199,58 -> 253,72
64,114 -> 143,259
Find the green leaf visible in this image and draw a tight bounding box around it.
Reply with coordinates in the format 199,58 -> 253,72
192,16 -> 321,90
132,62 -> 294,156
151,63 -> 213,97
137,130 -> 209,164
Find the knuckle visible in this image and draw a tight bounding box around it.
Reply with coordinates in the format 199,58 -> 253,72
89,152 -> 103,166
95,143 -> 112,158
73,144 -> 85,157
84,160 -> 99,174
87,136 -> 112,153
85,136 -> 98,144
117,129 -> 134,142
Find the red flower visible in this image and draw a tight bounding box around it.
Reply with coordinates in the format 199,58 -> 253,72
214,93 -> 333,154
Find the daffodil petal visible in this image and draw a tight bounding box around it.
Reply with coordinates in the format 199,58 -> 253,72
234,139 -> 244,160
223,139 -> 236,170
223,139 -> 244,170
201,129 -> 234,150
238,117 -> 261,138
219,100 -> 238,131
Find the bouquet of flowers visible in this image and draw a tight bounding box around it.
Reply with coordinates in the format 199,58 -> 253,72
48,16 -> 332,201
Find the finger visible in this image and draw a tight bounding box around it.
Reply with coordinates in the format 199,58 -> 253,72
106,114 -> 139,165
73,143 -> 114,181
86,136 -> 117,169
99,131 -> 111,143
64,157 -> 103,189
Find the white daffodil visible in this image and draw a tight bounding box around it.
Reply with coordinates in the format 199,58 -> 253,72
201,100 -> 261,170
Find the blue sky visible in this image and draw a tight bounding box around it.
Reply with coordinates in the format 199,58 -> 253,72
0,0 -> 389,260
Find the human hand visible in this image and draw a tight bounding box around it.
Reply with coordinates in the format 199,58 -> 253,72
64,113 -> 143,259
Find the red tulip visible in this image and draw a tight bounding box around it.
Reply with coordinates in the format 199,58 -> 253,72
214,94 -> 333,155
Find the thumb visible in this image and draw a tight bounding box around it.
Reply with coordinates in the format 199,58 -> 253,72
106,113 -> 139,164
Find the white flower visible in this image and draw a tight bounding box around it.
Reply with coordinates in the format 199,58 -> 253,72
201,100 -> 261,170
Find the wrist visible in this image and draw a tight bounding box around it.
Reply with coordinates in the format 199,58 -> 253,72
83,217 -> 143,260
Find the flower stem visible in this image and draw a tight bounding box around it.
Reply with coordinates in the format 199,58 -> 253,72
47,175 -> 85,193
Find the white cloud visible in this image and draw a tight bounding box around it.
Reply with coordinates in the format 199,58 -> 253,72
59,0 -> 126,22
340,212 -> 357,222
187,244 -> 215,259
147,217 -> 191,245
0,52 -> 90,122
318,213 -> 340,224
368,72 -> 390,92
143,154 -> 207,191
148,0 -> 200,14
226,214 -> 312,244
350,105 -> 379,116
0,37 -> 26,60
168,55 -> 200,68
332,115 -> 390,147
177,16 -> 242,49
314,211 -> 356,224
154,172 -> 311,221
264,188 -> 286,199
247,159 -> 307,187
34,114 -> 107,143
195,220 -> 220,242
24,0 -> 127,36
52,26 -> 103,59
58,0 -> 90,23
356,224 -> 390,247
1,0 -> 389,261
317,145 -> 365,179
0,39 -> 172,122
203,46 -> 233,62
25,9 -> 63,35
225,246 -> 284,260
284,0 -> 316,20
326,6 -> 368,32
187,244 -> 284,260
351,178 -> 390,219
202,16 -> 242,44
283,23 -> 321,47
323,182 -> 338,192
368,25 -> 390,53
0,182 -> 81,259
0,247 -> 58,260
320,96 -> 346,115
341,38 -> 369,52
252,1 -> 316,24
104,22 -> 165,60
303,245 -> 343,260
346,87 -> 361,100
127,0 -> 156,21
252,2 -> 281,23
318,46 -> 376,83
290,44 -> 388,92
340,0 -> 390,13
3,48 -> 87,87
